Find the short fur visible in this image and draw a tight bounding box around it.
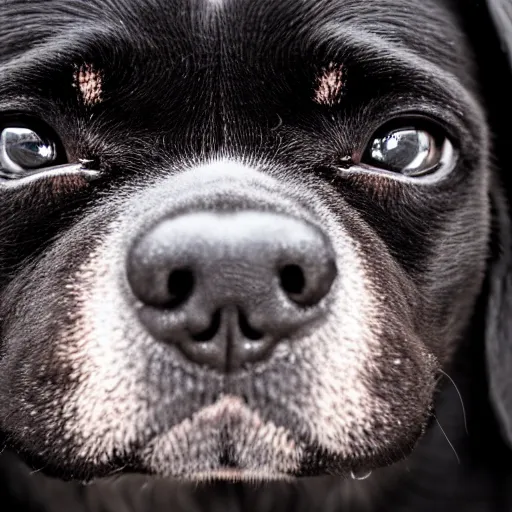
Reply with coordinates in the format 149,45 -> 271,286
0,0 -> 511,510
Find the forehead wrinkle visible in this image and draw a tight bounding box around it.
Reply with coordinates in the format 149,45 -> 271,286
311,0 -> 467,57
0,4 -> 475,122
309,25 -> 478,99
311,17 -> 472,79
0,24 -> 134,86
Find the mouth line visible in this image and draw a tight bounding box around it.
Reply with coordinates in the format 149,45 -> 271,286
184,469 -> 294,483
105,462 -> 295,483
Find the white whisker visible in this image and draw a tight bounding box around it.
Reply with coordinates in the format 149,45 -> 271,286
434,414 -> 460,464
439,369 -> 468,435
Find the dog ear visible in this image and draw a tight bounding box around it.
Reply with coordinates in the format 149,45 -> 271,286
482,0 -> 512,447
487,179 -> 512,446
487,0 -> 512,68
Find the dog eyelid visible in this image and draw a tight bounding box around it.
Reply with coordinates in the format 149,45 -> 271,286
0,163 -> 101,190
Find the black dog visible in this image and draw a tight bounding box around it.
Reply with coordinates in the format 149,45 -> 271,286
1,0 -> 512,510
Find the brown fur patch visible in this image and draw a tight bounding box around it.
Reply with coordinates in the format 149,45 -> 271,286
314,62 -> 345,106
73,63 -> 103,106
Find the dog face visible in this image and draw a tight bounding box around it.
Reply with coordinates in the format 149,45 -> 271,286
0,0 -> 504,483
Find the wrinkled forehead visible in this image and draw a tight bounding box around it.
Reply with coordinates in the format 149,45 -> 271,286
0,0 -> 471,88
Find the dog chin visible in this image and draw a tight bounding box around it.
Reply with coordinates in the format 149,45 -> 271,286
124,395 -> 420,482
137,396 -> 305,480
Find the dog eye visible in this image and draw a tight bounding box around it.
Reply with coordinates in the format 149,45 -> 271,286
361,125 -> 452,177
0,126 -> 60,179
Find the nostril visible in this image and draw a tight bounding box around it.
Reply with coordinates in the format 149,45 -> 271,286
238,309 -> 264,341
279,258 -> 337,307
191,309 -> 222,342
279,264 -> 306,297
167,268 -> 195,308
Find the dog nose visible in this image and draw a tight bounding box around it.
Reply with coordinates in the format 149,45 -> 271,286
127,211 -> 337,371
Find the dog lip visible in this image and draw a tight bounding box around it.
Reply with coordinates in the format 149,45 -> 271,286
181,469 -> 294,482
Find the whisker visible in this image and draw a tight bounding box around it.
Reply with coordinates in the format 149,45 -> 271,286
434,414 -> 460,464
439,369 -> 468,435
102,464 -> 129,481
271,114 -> 283,131
29,466 -> 46,475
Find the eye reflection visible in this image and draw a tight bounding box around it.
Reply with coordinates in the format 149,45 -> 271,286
368,128 -> 437,176
0,127 -> 58,179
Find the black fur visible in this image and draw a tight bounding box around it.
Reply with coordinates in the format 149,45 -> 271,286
0,0 -> 512,510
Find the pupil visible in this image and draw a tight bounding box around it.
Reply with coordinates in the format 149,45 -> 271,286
371,129 -> 431,173
2,128 -> 56,169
